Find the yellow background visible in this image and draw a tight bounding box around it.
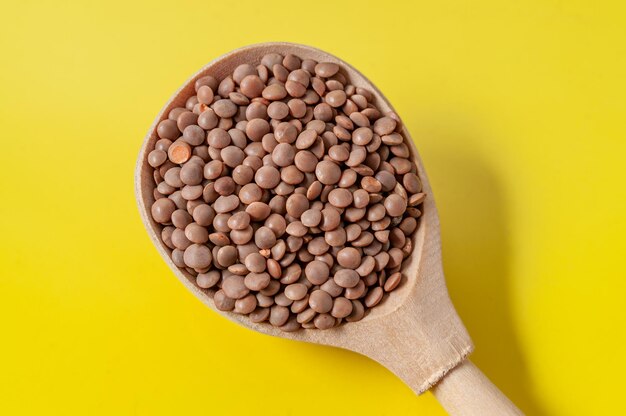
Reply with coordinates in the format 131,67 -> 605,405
1,1 -> 625,415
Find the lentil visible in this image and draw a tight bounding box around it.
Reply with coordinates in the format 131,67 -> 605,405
148,52 -> 425,330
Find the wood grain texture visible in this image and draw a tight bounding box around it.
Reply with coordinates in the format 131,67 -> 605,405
135,42 -> 473,395
433,360 -> 523,415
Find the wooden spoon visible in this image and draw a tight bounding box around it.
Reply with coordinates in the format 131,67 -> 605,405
135,42 -> 522,415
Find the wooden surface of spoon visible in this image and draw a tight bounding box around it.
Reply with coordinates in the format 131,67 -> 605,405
136,42 -> 522,415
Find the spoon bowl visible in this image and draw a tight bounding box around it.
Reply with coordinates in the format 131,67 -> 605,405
136,42 -> 521,415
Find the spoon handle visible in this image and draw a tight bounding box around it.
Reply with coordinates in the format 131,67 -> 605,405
431,359 -> 523,415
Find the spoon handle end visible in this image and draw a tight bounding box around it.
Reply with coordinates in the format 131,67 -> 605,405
432,359 -> 523,416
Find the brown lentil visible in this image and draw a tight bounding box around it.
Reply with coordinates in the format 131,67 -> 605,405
148,52 -> 425,330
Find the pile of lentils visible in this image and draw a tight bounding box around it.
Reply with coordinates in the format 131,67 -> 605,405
148,52 -> 425,331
